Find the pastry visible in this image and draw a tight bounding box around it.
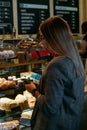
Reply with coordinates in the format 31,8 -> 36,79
0,120 -> 19,130
21,109 -> 33,119
0,97 -> 18,111
15,94 -> 29,110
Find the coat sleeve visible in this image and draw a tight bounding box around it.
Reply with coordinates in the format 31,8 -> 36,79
36,62 -> 68,117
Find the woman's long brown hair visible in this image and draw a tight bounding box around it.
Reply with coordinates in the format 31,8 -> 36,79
39,16 -> 84,77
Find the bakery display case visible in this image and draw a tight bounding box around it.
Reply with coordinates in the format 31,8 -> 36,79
0,38 -> 47,129
0,76 -> 36,129
0,88 -> 35,129
0,72 -> 41,129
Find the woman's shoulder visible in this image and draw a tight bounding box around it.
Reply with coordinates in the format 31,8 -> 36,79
48,56 -> 74,71
46,56 -> 75,80
50,56 -> 73,65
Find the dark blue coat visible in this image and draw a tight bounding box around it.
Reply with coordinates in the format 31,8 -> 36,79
31,56 -> 85,130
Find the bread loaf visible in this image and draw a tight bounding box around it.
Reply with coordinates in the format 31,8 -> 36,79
23,90 -> 36,108
0,97 -> 18,111
15,94 -> 29,110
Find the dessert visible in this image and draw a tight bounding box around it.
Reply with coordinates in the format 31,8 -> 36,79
0,120 -> 19,130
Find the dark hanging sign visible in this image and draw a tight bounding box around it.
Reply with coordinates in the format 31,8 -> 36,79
17,0 -> 50,34
54,0 -> 79,33
0,0 -> 13,34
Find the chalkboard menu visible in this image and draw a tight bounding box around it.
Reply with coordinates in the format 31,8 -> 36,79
54,0 -> 79,33
17,0 -> 50,34
0,0 -> 13,34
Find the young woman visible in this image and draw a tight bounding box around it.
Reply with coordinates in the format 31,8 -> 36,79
25,16 -> 85,130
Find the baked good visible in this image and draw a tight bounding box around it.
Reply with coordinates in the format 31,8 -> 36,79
0,50 -> 15,59
21,109 -> 33,119
28,100 -> 36,109
15,94 -> 29,110
23,90 -> 36,108
0,78 -> 16,90
0,120 -> 19,130
0,97 -> 18,111
23,90 -> 34,99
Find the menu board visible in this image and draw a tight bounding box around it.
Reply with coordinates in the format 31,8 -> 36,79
54,0 -> 79,33
0,0 -> 13,34
17,0 -> 50,34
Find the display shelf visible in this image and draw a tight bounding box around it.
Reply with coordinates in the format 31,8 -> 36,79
0,60 -> 46,69
0,59 -> 47,78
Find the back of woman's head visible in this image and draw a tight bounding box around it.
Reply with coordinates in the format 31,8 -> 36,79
39,16 -> 74,55
81,21 -> 87,34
